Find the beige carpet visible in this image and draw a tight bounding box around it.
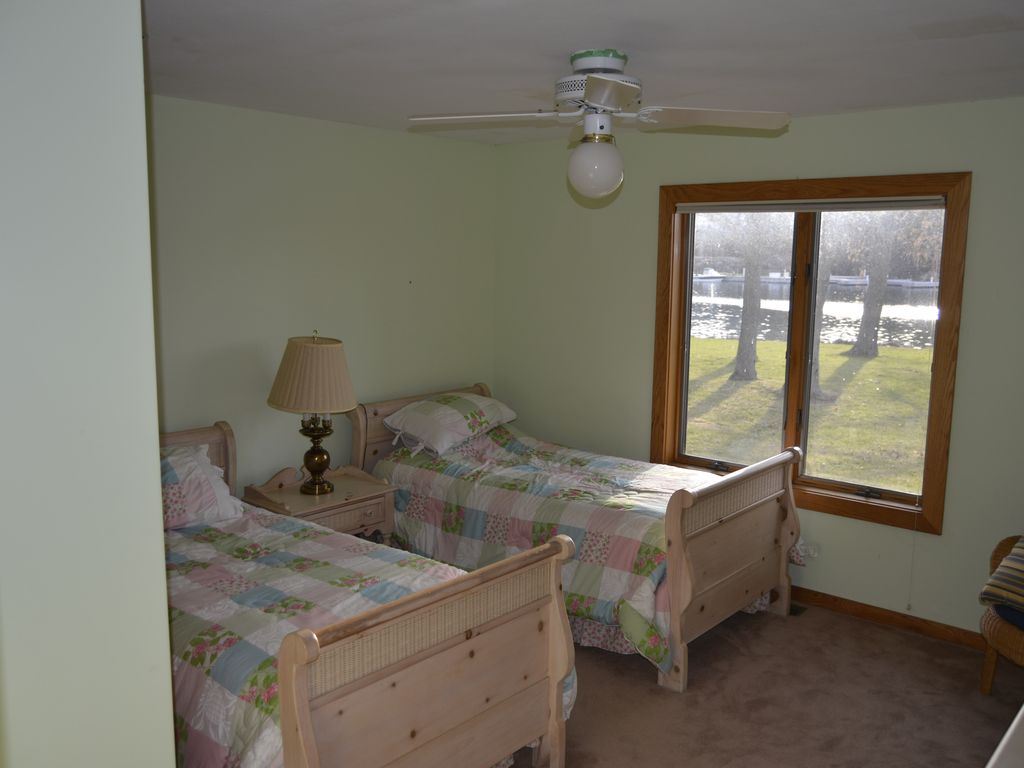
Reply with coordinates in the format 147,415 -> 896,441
519,605 -> 1024,767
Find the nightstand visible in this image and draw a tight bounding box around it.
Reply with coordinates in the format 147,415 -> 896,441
243,465 -> 395,541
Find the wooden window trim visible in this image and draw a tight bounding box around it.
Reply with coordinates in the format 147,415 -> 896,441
651,173 -> 971,534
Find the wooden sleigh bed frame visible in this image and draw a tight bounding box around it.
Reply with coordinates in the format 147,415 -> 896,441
349,383 -> 801,692
161,422 -> 575,768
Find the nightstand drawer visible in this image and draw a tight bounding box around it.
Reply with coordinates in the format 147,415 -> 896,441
307,499 -> 385,534
244,465 -> 395,538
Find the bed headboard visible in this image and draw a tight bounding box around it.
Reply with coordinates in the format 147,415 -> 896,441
348,383 -> 491,474
159,421 -> 238,497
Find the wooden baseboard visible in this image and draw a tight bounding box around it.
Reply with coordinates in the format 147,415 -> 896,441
792,586 -> 986,652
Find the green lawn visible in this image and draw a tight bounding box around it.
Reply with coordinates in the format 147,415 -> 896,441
685,338 -> 932,494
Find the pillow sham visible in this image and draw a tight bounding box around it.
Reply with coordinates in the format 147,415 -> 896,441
383,392 -> 516,456
160,444 -> 243,529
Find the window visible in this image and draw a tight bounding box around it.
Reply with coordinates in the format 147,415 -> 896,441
651,174 -> 971,534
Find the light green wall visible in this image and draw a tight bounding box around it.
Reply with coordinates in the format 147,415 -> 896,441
149,97 -> 499,489
0,3 -> 172,767
150,93 -> 1023,634
492,97 -> 1024,631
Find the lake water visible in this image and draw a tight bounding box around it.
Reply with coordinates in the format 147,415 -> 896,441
690,280 -> 938,348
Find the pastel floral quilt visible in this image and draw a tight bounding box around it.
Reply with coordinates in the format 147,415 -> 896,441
374,424 -> 723,674
166,505 -> 465,767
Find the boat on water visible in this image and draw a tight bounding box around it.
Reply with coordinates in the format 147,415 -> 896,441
704,271 -> 791,283
887,278 -> 939,288
829,275 -> 868,286
829,276 -> 938,288
693,268 -> 724,281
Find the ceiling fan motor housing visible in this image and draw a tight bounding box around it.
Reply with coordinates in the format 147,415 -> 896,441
556,48 -> 642,111
570,48 -> 628,72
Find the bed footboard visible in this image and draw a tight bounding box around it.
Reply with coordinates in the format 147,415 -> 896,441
279,535 -> 575,768
659,448 -> 801,692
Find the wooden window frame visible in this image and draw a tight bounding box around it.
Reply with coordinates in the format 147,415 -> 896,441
651,173 -> 971,534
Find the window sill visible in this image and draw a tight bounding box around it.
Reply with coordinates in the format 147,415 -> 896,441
661,459 -> 941,534
794,485 -> 940,534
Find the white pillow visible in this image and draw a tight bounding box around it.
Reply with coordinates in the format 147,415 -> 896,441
384,392 -> 516,456
160,444 -> 244,529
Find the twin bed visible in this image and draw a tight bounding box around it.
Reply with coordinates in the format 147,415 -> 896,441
162,421 -> 574,768
163,385 -> 800,766
350,383 -> 801,692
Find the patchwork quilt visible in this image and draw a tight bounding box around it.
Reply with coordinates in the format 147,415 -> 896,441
166,505 -> 466,767
374,424 -> 723,673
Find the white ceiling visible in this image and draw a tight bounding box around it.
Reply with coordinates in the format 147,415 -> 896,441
142,0 -> 1024,144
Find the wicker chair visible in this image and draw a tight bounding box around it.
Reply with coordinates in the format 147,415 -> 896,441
980,535 -> 1024,694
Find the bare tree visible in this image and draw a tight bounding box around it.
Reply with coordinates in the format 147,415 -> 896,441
803,208 -> 944,398
808,259 -> 836,400
736,213 -> 791,380
732,253 -> 762,380
846,236 -> 893,358
694,212 -> 792,381
833,210 -> 943,358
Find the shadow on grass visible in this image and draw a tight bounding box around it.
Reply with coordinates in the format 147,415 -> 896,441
686,376 -> 745,423
686,377 -> 786,459
818,355 -> 871,402
686,368 -> 784,425
687,360 -> 736,390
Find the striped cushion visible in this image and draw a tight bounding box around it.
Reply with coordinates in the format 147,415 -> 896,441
980,536 -> 1024,613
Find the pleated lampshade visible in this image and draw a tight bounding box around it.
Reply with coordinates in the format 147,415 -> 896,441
267,336 -> 357,414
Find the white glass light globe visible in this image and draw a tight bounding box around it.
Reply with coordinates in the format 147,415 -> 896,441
567,141 -> 624,198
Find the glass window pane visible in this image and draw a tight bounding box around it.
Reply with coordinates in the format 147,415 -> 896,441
683,211 -> 794,465
804,209 -> 944,494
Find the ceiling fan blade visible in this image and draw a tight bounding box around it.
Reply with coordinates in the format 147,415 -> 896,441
634,106 -> 790,131
409,110 -> 566,125
583,75 -> 641,112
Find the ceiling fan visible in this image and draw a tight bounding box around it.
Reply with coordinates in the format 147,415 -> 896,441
410,49 -> 790,199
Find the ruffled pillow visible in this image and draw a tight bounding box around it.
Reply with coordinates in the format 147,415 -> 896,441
160,444 -> 243,529
384,392 -> 516,456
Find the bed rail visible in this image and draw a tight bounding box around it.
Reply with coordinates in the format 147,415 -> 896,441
279,534 -> 575,768
659,447 -> 801,691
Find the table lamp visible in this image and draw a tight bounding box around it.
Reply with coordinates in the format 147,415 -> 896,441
267,333 -> 356,495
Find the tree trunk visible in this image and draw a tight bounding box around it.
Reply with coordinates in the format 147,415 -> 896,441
732,265 -> 761,380
846,254 -> 890,358
810,264 -> 836,400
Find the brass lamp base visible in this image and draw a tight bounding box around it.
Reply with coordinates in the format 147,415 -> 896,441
299,416 -> 334,495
